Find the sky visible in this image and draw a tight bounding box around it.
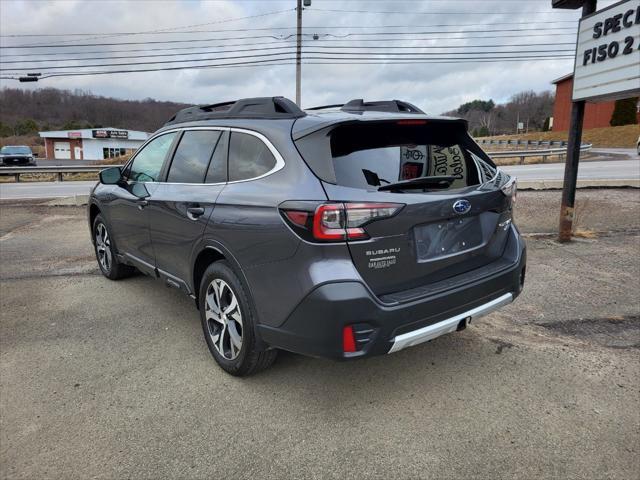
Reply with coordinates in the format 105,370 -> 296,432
0,0 -> 621,113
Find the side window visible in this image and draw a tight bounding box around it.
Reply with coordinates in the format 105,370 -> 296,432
167,130 -> 221,183
128,132 -> 177,182
228,132 -> 277,182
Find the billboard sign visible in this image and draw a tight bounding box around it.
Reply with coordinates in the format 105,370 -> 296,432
572,0 -> 640,101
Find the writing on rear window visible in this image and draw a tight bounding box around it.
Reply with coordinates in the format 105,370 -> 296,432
428,146 -> 468,189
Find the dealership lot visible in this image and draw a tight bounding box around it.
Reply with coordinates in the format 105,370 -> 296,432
1,190 -> 639,479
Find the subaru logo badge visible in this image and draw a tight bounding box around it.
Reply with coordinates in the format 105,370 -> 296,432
453,199 -> 471,215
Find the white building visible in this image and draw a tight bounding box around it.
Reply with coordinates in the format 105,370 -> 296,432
39,128 -> 150,160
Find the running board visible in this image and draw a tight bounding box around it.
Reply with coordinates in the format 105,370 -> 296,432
387,292 -> 513,354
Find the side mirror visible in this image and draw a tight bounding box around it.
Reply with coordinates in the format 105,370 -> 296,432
32,152 -> 38,157
99,166 -> 122,185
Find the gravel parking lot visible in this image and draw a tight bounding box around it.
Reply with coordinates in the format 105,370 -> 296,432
1,190 -> 639,479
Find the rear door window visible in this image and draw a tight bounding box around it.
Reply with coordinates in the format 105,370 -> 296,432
228,132 -> 276,182
167,130 -> 222,183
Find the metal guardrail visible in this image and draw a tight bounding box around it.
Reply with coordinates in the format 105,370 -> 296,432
478,139 -> 566,146
486,144 -> 592,164
476,139 -> 577,147
0,165 -> 123,182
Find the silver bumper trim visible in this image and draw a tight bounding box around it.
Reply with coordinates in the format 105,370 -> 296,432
387,292 -> 513,354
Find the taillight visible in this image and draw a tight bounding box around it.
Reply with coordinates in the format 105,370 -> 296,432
313,204 -> 351,240
281,202 -> 403,243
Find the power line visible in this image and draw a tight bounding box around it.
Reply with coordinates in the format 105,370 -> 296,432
2,55 -> 575,81
0,43 -> 576,64
0,19 -> 580,39
0,40 -> 295,58
2,8 -> 296,46
0,26 -> 576,49
306,33 -> 578,41
0,35 -> 578,59
2,50 -> 575,71
1,53 -> 574,78
308,7 -> 577,15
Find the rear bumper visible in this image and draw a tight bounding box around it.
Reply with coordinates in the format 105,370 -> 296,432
258,228 -> 526,359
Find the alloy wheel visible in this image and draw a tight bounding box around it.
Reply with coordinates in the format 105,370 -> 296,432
95,223 -> 112,272
205,278 -> 243,360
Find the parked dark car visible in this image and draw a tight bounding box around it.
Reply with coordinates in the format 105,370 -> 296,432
88,97 -> 525,376
0,145 -> 37,166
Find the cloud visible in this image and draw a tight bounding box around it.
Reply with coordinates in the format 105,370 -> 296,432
1,0 -> 617,113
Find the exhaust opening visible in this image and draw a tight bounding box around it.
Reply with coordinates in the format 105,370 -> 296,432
457,316 -> 472,331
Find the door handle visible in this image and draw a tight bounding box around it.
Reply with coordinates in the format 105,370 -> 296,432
187,206 -> 205,220
137,199 -> 149,210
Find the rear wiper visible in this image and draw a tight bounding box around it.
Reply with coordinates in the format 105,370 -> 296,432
377,176 -> 456,192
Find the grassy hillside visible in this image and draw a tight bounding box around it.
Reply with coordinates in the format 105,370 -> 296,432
478,124 -> 639,148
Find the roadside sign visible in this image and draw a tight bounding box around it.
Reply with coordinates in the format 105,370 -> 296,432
92,129 -> 129,139
572,0 -> 640,101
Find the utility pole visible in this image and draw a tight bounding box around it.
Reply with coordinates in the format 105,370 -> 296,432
296,0 -> 311,106
295,0 -> 303,106
557,0 -> 597,242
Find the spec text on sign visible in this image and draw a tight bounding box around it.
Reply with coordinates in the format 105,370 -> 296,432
582,5 -> 640,66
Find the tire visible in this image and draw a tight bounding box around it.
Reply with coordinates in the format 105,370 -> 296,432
199,261 -> 277,376
92,214 -> 135,280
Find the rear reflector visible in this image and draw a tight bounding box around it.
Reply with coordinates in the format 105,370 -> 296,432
343,326 -> 357,353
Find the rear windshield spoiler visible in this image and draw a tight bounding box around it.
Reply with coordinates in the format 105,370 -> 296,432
291,116 -> 468,141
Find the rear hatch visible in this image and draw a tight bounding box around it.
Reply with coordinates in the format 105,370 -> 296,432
294,118 -> 516,297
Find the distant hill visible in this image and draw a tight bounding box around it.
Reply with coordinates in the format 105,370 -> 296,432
0,87 -> 191,136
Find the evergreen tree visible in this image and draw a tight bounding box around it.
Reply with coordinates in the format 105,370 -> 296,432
610,97 -> 638,126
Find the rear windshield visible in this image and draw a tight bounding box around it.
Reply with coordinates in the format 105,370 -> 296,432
296,121 -> 496,190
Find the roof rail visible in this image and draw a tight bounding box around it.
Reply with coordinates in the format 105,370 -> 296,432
340,99 -> 424,114
165,96 -> 306,125
305,103 -> 344,111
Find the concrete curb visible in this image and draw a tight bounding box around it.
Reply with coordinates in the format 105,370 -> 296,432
518,179 -> 639,190
44,194 -> 90,206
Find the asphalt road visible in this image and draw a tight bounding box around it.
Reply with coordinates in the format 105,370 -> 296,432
1,159 -> 639,200
0,180 -> 96,200
502,159 -> 640,181
1,190 -> 639,479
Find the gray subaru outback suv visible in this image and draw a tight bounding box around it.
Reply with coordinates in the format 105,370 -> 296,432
89,97 -> 525,376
